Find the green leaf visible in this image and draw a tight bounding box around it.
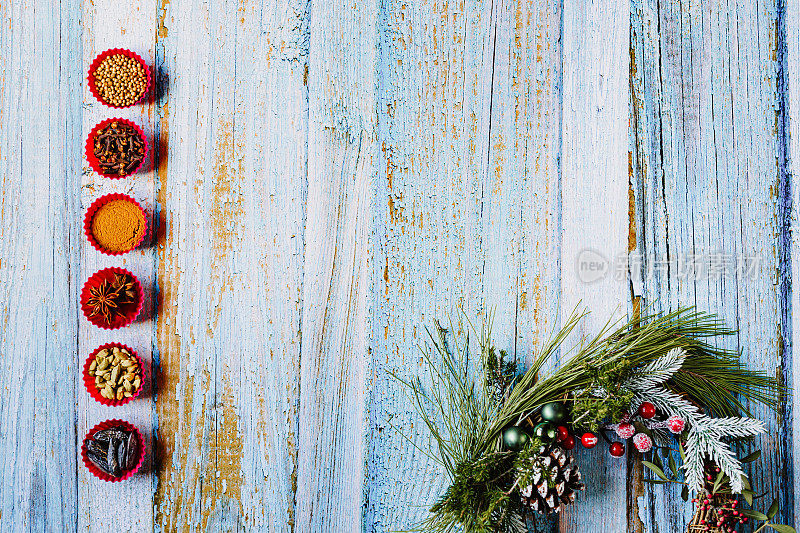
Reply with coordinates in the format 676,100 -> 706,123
651,451 -> 664,471
740,509 -> 769,521
668,455 -> 678,478
642,461 -> 668,481
741,450 -> 762,463
712,471 -> 725,494
767,497 -> 780,519
769,525 -> 796,533
678,441 -> 686,462
742,489 -> 755,506
642,479 -> 672,485
680,484 -> 688,501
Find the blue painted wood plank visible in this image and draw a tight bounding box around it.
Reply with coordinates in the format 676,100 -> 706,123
75,1 -> 159,529
152,0 -> 306,529
0,1 -> 83,531
631,0 -> 793,530
558,0 -> 631,531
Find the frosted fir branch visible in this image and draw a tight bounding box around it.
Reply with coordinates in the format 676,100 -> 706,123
630,385 -> 702,424
700,417 -> 764,439
623,348 -> 765,494
683,416 -> 764,493
623,348 -> 687,393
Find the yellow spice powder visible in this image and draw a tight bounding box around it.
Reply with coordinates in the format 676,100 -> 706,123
91,199 -> 145,252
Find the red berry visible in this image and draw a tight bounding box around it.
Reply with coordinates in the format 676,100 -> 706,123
581,433 -> 598,448
609,442 -> 625,457
632,433 -> 653,452
556,426 -> 570,442
638,402 -> 656,419
615,422 -> 635,439
667,414 -> 685,434
561,435 -> 576,450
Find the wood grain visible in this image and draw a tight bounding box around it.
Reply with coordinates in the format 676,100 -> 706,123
153,0 -> 306,530
558,0 -> 630,531
787,0 -> 800,523
631,0 -> 794,529
0,1 -> 82,530
76,0 -> 158,530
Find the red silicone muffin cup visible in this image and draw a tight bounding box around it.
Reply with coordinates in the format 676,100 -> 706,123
83,194 -> 148,256
81,419 -> 145,482
87,48 -> 151,108
83,343 -> 146,406
85,118 -> 148,179
81,267 -> 143,330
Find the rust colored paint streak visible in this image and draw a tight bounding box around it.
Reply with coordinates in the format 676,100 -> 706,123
628,39 -> 640,256
206,118 -> 245,514
153,55 -> 182,530
157,0 -> 170,38
492,133 -> 506,193
209,121 -> 244,258
153,197 -> 204,530
153,94 -> 205,530
628,151 -> 636,253
627,296 -> 644,532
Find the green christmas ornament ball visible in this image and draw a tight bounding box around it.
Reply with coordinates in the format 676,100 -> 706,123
541,401 -> 568,424
534,422 -> 558,441
502,426 -> 529,450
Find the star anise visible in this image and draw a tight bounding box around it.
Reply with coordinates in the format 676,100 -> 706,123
110,273 -> 137,300
86,274 -> 136,325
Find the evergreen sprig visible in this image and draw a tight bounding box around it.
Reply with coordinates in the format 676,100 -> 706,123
392,307 -> 781,532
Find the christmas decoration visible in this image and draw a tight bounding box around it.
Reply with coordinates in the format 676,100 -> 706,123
638,402 -> 656,419
581,433 -> 598,448
667,415 -> 686,434
392,308 -> 790,533
534,423 -> 558,442
519,446 -> 584,514
632,433 -> 652,452
503,426 -> 529,451
541,401 -> 568,424
609,442 -> 625,457
615,422 -> 635,439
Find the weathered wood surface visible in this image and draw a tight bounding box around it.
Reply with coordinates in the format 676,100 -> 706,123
0,0 -> 796,532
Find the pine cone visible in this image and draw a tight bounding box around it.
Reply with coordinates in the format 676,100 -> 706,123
519,446 -> 585,515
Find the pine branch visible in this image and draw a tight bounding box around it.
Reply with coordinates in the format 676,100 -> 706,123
624,348 -> 687,393
683,416 -> 764,493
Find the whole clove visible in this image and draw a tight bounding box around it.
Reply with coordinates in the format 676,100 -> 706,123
85,425 -> 139,478
92,121 -> 145,176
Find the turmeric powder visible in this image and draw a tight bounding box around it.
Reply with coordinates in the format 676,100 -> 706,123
90,199 -> 145,253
